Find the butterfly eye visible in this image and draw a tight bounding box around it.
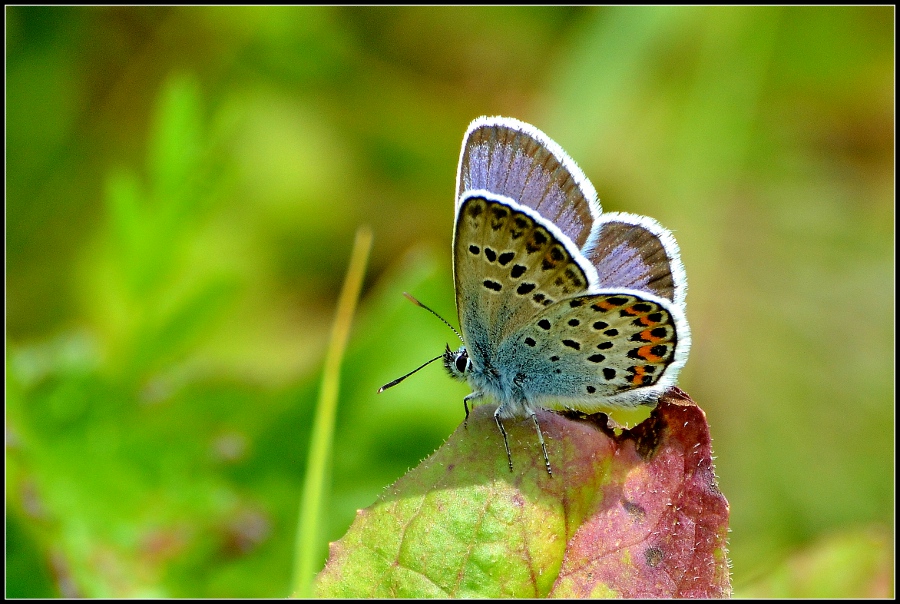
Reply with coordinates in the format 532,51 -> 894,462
455,351 -> 470,373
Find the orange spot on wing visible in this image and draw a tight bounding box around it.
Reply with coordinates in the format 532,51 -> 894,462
631,366 -> 649,385
640,329 -> 664,342
638,345 -> 663,362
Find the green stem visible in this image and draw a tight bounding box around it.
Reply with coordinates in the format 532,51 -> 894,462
292,226 -> 373,597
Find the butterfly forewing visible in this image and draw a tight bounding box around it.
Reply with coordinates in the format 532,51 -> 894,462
495,292 -> 683,411
454,193 -> 595,362
457,117 -> 600,249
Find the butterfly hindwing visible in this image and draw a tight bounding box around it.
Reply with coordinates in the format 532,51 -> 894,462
495,291 -> 684,411
453,193 -> 597,364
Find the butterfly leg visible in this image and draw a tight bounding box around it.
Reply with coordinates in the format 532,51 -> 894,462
493,407 -> 514,472
463,391 -> 483,428
530,412 -> 552,477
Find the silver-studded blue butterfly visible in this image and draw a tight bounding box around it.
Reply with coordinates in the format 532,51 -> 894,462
384,116 -> 690,476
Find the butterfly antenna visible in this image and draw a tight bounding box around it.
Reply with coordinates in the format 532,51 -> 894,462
378,354 -> 444,393
403,292 -> 464,343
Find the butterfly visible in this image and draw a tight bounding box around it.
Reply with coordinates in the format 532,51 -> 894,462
383,116 -> 690,476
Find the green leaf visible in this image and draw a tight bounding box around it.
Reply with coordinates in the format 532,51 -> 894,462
314,390 -> 730,598
149,74 -> 203,205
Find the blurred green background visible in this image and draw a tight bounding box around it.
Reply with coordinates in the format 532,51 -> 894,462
6,6 -> 893,598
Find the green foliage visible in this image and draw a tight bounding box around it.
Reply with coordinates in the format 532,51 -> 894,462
6,6 -> 894,598
736,528 -> 893,598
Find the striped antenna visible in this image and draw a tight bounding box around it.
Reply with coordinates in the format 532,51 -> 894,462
377,354 -> 443,393
402,292 -> 464,343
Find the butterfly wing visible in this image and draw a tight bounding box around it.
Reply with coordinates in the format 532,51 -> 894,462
453,192 -> 598,367
456,117 -> 601,250
586,212 -> 688,308
494,290 -> 688,411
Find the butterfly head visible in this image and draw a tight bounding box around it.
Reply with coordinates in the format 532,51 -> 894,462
443,344 -> 470,381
